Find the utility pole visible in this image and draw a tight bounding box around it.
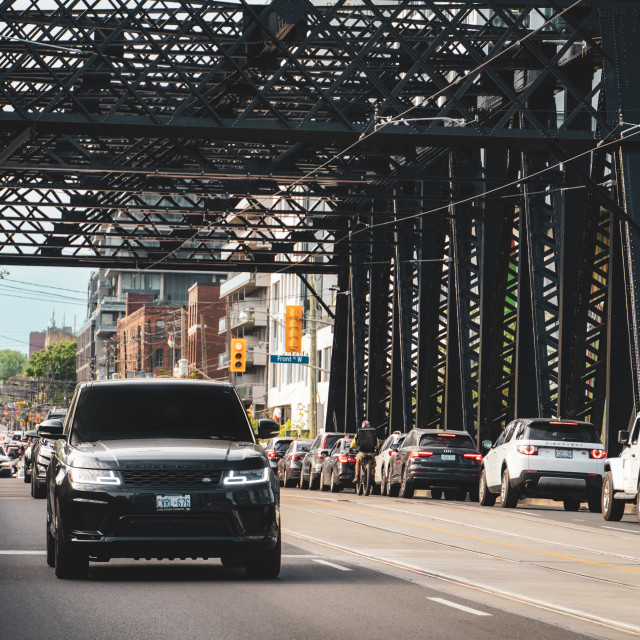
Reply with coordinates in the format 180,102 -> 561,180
309,273 -> 318,437
200,313 -> 207,379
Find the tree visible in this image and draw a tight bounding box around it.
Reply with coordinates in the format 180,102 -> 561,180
25,341 -> 77,403
0,349 -> 28,381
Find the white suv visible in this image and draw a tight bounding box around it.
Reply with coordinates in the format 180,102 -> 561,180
479,418 -> 606,511
374,431 -> 407,494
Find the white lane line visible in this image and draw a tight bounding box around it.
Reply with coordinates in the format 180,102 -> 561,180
282,554 -> 318,558
0,550 -> 46,555
429,597 -> 492,617
601,526 -> 640,535
312,558 -> 352,572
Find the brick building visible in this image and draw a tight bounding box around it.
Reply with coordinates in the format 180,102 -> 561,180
116,302 -> 181,378
186,283 -> 226,379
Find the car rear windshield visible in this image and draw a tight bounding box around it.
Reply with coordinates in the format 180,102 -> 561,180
419,434 -> 476,448
70,384 -> 253,443
527,422 -> 601,443
275,441 -> 292,452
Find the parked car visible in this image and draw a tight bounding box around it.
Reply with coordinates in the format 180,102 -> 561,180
375,431 -> 408,495
301,432 -> 350,490
387,429 -> 482,500
479,418 -> 605,511
263,437 -> 294,474
600,415 -> 640,520
27,419 -> 62,499
46,379 -> 282,579
0,445 -> 15,477
278,439 -> 312,488
319,436 -> 357,492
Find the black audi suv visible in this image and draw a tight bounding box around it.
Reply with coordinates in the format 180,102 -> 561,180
46,379 -> 281,579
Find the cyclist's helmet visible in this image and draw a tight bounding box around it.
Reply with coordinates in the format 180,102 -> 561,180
361,420 -> 370,428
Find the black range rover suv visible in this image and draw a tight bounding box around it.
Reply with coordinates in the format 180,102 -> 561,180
46,379 -> 281,579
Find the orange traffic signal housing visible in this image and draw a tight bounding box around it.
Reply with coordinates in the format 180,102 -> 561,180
285,305 -> 303,353
231,338 -> 247,373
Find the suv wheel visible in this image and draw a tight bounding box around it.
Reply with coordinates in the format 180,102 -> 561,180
46,511 -> 55,568
320,470 -> 329,492
32,468 -> 46,499
330,470 -> 341,493
309,474 -> 319,490
299,473 -> 309,490
602,471 -> 625,521
54,501 -> 88,579
479,469 -> 496,506
587,492 -> 602,513
500,469 -> 518,508
245,531 -> 281,579
431,489 -> 442,500
563,498 -> 581,512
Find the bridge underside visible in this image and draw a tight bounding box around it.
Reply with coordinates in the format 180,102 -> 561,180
1,0 -> 640,448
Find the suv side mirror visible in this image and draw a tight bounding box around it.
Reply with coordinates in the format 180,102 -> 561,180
257,419 -> 280,439
618,430 -> 630,444
482,439 -> 493,450
37,419 -> 64,438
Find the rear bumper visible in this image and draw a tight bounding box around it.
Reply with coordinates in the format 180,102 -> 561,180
511,470 -> 602,498
406,468 -> 480,489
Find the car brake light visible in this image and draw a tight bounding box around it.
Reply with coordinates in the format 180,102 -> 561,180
590,449 -> 606,459
517,445 -> 538,455
411,450 -> 434,458
463,453 -> 482,461
436,433 -> 456,438
316,452 -> 325,459
549,421 -> 578,425
267,451 -> 278,458
338,455 -> 356,463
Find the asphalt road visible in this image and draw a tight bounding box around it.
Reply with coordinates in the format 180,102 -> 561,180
0,478 -> 630,640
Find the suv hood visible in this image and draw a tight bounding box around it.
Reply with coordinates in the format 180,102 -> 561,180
64,438 -> 266,470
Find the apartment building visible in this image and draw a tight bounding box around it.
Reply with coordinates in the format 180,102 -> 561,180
218,272 -> 269,416
186,283 -> 226,380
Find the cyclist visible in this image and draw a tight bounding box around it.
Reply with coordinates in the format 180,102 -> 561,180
351,420 -> 379,484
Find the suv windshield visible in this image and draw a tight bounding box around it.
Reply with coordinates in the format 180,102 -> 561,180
70,384 -> 252,443
527,422 -> 601,444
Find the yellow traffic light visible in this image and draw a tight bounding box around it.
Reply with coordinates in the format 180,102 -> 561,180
285,305 -> 303,353
231,338 -> 247,373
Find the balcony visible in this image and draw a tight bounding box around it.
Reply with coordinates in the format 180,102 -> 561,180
219,316 -> 227,334
220,272 -> 269,298
229,305 -> 267,330
95,320 -> 119,336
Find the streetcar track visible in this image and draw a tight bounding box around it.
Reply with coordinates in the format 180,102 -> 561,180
287,503 -> 640,593
289,492 -> 640,563
284,526 -> 640,637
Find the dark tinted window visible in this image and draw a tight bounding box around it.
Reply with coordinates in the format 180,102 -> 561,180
419,434 -> 476,448
323,434 -> 343,450
70,384 -> 252,443
527,422 -> 601,444
275,441 -> 293,452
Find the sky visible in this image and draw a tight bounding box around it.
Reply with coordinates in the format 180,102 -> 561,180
0,266 -> 94,356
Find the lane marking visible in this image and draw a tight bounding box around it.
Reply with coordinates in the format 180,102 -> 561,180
312,559 -> 352,571
602,526 -> 640,535
285,529 -> 640,637
429,597 -> 491,617
0,550 -> 46,555
289,496 -> 640,573
282,554 -> 318,558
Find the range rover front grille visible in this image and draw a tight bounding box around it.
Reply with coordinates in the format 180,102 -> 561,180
121,469 -> 223,488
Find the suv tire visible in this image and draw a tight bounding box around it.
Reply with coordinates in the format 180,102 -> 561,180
500,469 -> 518,508
245,532 -> 281,579
602,471 -> 625,521
31,469 -> 46,499
563,498 -> 581,512
54,501 -> 88,579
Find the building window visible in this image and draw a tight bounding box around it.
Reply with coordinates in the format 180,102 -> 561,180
154,350 -> 164,368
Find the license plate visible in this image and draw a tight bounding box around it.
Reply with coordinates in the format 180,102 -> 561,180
156,494 -> 191,511
555,449 -> 573,459
441,454 -> 456,461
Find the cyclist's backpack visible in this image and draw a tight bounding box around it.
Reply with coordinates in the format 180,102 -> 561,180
357,427 -> 378,453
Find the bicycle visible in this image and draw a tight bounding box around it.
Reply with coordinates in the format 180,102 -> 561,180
355,453 -> 377,496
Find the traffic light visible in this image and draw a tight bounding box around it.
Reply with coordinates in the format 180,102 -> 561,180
285,305 -> 303,353
231,338 -> 247,373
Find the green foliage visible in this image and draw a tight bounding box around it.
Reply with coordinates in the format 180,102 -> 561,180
0,349 -> 28,381
25,341 -> 77,381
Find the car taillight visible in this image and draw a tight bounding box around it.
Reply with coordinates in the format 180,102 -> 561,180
590,449 -> 606,459
338,455 -> 356,463
463,453 -> 483,461
293,454 -> 305,461
316,452 -> 325,459
267,451 -> 278,458
410,450 -> 434,458
517,445 -> 538,455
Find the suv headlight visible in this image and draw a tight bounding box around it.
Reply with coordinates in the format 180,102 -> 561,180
223,467 -> 269,485
68,468 -> 122,487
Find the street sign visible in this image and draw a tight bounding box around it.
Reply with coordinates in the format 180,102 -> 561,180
270,354 -> 310,365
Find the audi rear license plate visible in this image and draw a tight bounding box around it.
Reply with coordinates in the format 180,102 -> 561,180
156,494 -> 191,511
441,454 -> 456,461
555,449 -> 573,459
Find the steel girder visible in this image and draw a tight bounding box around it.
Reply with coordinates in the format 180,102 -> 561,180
1,1 -> 640,440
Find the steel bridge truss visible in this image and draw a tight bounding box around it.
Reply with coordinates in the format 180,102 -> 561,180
1,0 -> 640,446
